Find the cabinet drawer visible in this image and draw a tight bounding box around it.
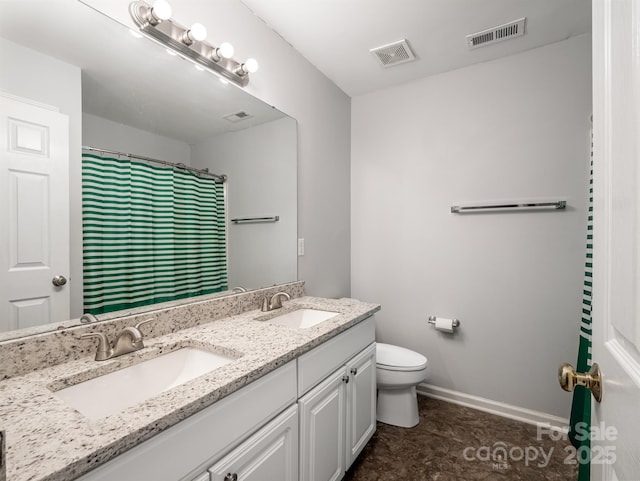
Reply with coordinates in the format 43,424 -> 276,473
77,361 -> 297,481
297,316 -> 375,397
209,405 -> 298,481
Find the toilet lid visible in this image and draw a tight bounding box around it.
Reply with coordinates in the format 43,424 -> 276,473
376,343 -> 427,371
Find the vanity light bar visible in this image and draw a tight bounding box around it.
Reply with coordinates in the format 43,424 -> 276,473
129,1 -> 256,87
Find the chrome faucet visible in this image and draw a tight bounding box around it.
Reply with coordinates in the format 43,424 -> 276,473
112,326 -> 144,357
80,313 -> 98,324
80,318 -> 155,361
261,292 -> 291,312
231,286 -> 247,293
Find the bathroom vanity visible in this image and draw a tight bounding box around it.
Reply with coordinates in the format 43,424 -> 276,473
0,284 -> 380,481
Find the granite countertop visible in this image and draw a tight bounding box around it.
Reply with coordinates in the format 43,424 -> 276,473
0,296 -> 380,481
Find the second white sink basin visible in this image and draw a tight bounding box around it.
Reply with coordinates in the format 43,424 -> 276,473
268,309 -> 339,329
53,347 -> 236,420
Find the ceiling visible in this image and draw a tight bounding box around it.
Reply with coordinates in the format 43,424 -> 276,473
240,0 -> 592,97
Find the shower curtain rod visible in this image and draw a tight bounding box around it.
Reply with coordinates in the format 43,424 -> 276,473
82,145 -> 227,182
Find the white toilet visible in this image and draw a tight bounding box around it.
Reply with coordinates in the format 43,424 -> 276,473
376,343 -> 428,428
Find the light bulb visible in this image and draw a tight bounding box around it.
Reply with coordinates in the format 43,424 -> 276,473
218,42 -> 234,59
150,0 -> 172,22
184,22 -> 207,44
211,42 -> 234,62
244,58 -> 259,73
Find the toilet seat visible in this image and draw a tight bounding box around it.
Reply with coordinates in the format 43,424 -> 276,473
376,343 -> 427,372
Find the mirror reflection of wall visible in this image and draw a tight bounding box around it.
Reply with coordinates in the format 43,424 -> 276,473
191,117 -> 297,289
0,1 -> 297,339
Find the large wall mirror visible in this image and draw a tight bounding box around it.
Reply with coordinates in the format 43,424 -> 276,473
0,1 -> 297,340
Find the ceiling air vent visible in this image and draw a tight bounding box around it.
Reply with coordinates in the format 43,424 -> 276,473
370,39 -> 416,68
224,111 -> 253,123
466,17 -> 526,49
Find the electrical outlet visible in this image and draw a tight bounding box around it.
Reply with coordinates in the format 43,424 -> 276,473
297,238 -> 305,256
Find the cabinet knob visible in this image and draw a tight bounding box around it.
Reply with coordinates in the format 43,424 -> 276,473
350,367 -> 358,376
224,474 -> 238,481
342,375 -> 349,384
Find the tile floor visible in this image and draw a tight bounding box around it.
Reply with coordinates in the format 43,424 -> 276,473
344,396 -> 578,481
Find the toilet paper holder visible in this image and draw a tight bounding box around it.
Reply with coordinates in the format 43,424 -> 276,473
428,316 -> 461,329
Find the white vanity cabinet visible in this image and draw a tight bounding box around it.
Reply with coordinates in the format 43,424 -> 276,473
75,316 -> 377,481
298,318 -> 376,481
76,361 -> 297,481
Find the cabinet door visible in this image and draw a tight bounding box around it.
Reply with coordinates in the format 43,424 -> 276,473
209,405 -> 298,481
299,368 -> 347,481
345,343 -> 376,469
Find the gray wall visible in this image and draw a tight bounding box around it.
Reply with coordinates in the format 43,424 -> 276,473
82,113 -> 192,165
0,37 -> 84,318
83,0 -> 352,299
191,118 -> 298,289
351,35 -> 592,418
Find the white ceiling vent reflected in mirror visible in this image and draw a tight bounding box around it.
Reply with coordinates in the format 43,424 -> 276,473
224,111 -> 254,123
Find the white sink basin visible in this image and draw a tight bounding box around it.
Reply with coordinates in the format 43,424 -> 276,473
268,309 -> 339,329
53,347 -> 235,420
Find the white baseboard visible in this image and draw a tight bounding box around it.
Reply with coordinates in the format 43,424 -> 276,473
416,383 -> 569,431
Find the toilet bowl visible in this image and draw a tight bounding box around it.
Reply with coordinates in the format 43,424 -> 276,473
376,343 -> 427,428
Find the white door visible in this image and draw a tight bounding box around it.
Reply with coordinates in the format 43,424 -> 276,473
345,343 -> 376,469
299,368 -> 347,481
591,0 -> 640,479
0,93 -> 70,331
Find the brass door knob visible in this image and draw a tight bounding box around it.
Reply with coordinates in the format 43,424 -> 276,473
558,362 -> 602,403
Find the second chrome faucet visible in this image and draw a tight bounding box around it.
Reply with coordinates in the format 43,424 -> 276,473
261,292 -> 291,312
80,318 -> 155,361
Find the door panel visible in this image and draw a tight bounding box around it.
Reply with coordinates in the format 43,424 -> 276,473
0,94 -> 70,331
591,0 -> 640,479
345,343 -> 376,469
299,369 -> 346,481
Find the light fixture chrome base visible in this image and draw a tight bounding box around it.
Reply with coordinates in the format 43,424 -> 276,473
130,1 -> 250,87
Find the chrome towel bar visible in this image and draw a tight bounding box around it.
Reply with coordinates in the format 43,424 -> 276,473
231,216 -> 280,224
451,200 -> 566,213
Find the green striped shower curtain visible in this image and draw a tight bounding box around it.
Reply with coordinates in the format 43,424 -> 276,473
568,128 -> 593,480
82,153 -> 228,314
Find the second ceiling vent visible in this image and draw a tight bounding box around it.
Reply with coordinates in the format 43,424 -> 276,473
370,39 -> 416,68
466,18 -> 526,49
